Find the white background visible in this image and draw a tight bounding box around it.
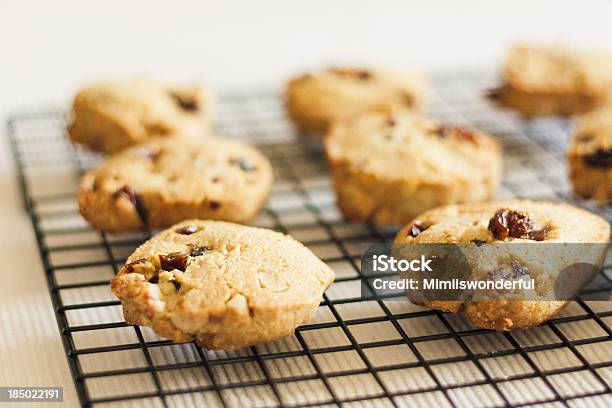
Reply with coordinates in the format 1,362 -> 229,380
1,1 -> 612,405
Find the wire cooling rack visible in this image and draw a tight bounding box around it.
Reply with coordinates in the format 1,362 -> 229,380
7,71 -> 612,408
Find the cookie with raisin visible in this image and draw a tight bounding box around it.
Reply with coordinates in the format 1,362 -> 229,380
488,45 -> 612,117
324,110 -> 502,225
111,220 -> 335,349
286,67 -> 426,134
78,137 -> 272,231
69,79 -> 213,153
394,200 -> 610,330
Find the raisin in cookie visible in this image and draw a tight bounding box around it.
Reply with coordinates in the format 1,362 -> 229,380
286,67 -> 426,134
69,79 -> 213,153
111,220 -> 335,349
78,137 -> 272,232
488,45 -> 612,117
568,106 -> 612,203
324,110 -> 502,225
394,200 -> 610,331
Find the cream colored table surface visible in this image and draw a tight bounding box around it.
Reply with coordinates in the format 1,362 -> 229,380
2,1 -> 612,407
0,145 -> 79,405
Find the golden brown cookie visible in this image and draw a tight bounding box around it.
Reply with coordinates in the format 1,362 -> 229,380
69,79 -> 213,153
286,67 -> 426,134
394,200 -> 610,331
488,45 -> 612,117
324,110 -> 502,225
78,137 -> 272,232
111,220 -> 335,349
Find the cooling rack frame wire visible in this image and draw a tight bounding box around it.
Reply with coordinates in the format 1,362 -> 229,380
6,72 -> 612,408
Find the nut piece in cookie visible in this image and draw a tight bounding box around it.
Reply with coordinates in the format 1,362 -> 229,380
567,106 -> 612,203
78,137 -> 273,232
111,220 -> 335,349
69,79 -> 214,153
324,110 -> 502,225
487,44 -> 612,117
286,66 -> 427,134
394,200 -> 610,331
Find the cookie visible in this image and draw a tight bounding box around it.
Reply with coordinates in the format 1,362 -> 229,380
324,110 -> 502,225
286,67 -> 426,134
488,45 -> 612,117
568,107 -> 612,203
394,200 -> 610,331
78,137 -> 272,232
69,79 -> 213,153
111,220 -> 335,349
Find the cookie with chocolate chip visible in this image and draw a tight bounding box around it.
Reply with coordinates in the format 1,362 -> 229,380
111,220 -> 335,349
69,79 -> 213,153
78,137 -> 272,231
324,110 -> 502,225
568,106 -> 612,203
488,45 -> 612,117
394,200 -> 610,331
286,67 -> 426,134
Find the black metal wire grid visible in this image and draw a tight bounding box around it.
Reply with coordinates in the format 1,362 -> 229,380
6,71 -> 612,408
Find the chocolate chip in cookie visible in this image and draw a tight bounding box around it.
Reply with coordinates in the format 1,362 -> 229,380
487,209 -> 512,240
159,252 -> 189,272
148,273 -> 160,284
584,148 -> 611,168
125,258 -> 149,273
113,186 -> 149,225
